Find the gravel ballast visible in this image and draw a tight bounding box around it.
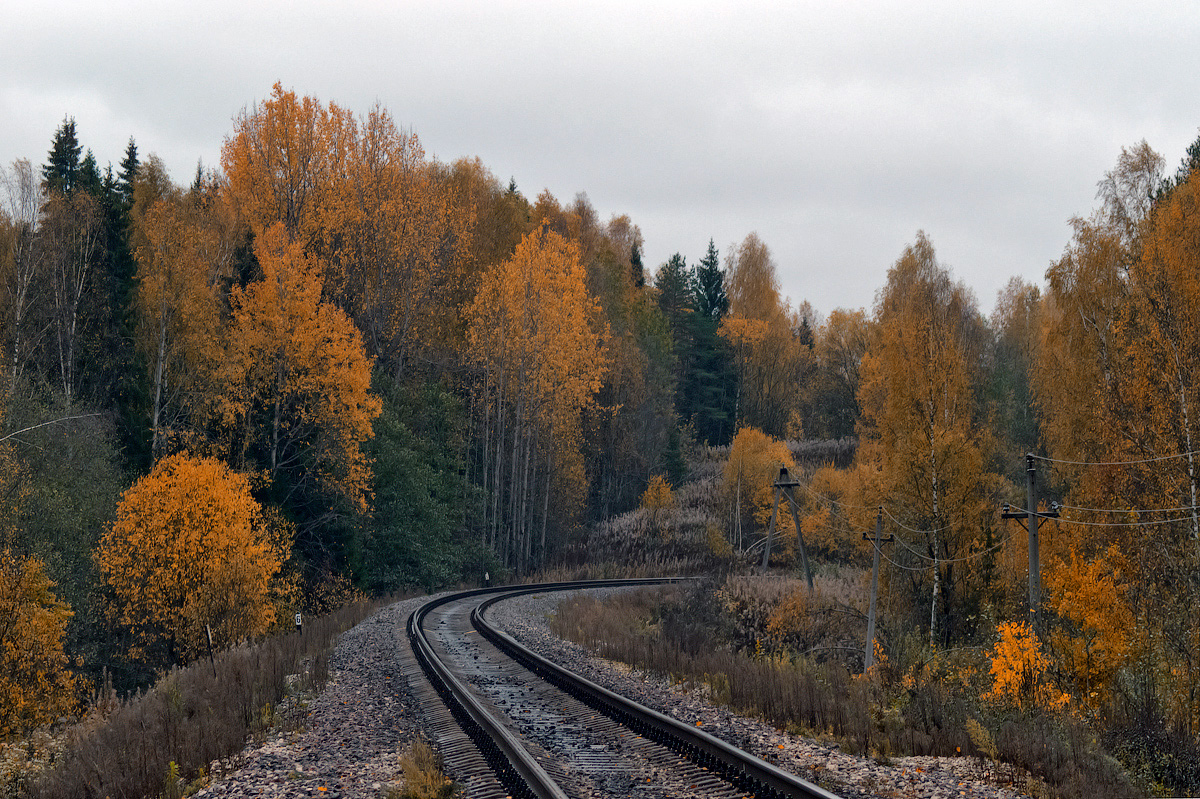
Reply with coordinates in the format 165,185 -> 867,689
192,587 -> 1034,799
193,595 -> 438,799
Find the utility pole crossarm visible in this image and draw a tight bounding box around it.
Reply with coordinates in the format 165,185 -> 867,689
997,453 -> 1061,633
1000,502 -> 1060,530
761,466 -> 814,591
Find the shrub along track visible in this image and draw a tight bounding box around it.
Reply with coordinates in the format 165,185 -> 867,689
410,579 -> 842,799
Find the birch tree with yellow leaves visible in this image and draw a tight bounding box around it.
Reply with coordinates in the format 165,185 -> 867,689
857,232 -> 996,646
1035,143 -> 1200,733
131,162 -> 235,458
467,226 -> 607,570
218,224 -> 380,545
96,453 -> 287,663
720,233 -> 809,438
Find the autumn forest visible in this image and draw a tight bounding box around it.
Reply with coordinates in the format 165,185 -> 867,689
6,84 -> 1200,793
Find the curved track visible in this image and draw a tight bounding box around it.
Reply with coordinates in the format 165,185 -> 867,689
408,579 -> 842,799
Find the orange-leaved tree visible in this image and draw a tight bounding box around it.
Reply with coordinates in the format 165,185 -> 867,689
640,474 -> 674,535
217,223 -> 380,540
96,453 -> 288,663
723,426 -> 795,557
314,105 -> 475,374
221,82 -> 337,242
0,548 -> 76,740
985,620 -> 1068,713
131,159 -> 234,458
467,226 -> 608,570
1045,544 -> 1131,715
719,234 -> 809,437
856,232 -> 996,646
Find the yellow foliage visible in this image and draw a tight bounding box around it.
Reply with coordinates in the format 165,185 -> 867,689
97,454 -> 289,662
221,82 -> 334,241
466,226 -> 609,536
724,427 -> 795,553
219,223 -> 381,514
765,589 -> 811,640
985,621 -> 1068,712
640,475 -> 674,512
132,177 -> 232,457
705,523 -> 732,558
1045,545 -> 1131,711
0,550 -> 76,740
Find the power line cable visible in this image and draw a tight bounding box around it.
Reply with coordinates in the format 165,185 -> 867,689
881,506 -> 952,535
1031,451 -> 1200,467
1005,502 -> 1195,529
1058,502 -> 1200,515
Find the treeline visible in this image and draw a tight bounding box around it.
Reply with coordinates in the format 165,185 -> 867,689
0,83 -> 823,716
692,138 -> 1200,790
8,80 -> 1200,788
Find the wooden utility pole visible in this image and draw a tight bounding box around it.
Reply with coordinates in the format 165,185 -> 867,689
1001,453 -> 1058,632
761,466 -> 814,590
862,508 -> 893,669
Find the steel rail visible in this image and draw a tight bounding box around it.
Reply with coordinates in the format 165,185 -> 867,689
474,580 -> 843,799
408,579 -> 683,798
408,585 -> 568,799
411,579 -> 842,799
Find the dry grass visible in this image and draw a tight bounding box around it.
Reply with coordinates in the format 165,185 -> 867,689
23,596 -> 385,799
550,581 -> 1139,799
387,738 -> 456,799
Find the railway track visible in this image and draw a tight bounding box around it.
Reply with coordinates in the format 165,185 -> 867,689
407,579 -> 842,799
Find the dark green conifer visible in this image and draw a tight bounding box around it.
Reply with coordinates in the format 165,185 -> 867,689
116,137 -> 139,209
691,238 -> 727,319
43,116 -> 82,195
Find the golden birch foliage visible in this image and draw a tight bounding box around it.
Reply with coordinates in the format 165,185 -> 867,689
468,227 -> 608,431
219,223 -> 380,516
985,620 -> 1068,712
859,241 -> 988,523
1045,545 -> 1131,710
640,475 -> 674,512
0,549 -> 75,740
856,233 -> 995,641
1033,150 -> 1200,732
467,226 -> 609,542
315,106 -> 474,371
133,182 -> 232,456
221,82 -> 337,240
97,453 -> 286,662
640,475 -> 674,533
719,234 -> 808,437
724,427 -> 796,547
801,463 -> 874,560
726,232 -> 782,322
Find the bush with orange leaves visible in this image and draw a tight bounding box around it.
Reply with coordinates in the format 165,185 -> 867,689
640,475 -> 674,535
96,454 -> 289,663
0,549 -> 76,740
985,620 -> 1068,713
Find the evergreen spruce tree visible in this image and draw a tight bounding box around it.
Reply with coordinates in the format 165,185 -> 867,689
666,241 -> 735,445
692,238 -> 728,319
631,241 -> 645,288
654,253 -> 692,319
77,149 -> 103,196
43,116 -> 83,195
116,137 -> 139,211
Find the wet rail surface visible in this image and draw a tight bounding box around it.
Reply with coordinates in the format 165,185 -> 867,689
407,580 -> 842,799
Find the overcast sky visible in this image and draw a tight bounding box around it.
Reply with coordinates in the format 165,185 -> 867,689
4,1 -> 1198,317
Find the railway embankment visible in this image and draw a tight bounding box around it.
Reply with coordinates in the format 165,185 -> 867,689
190,586 -> 1033,799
